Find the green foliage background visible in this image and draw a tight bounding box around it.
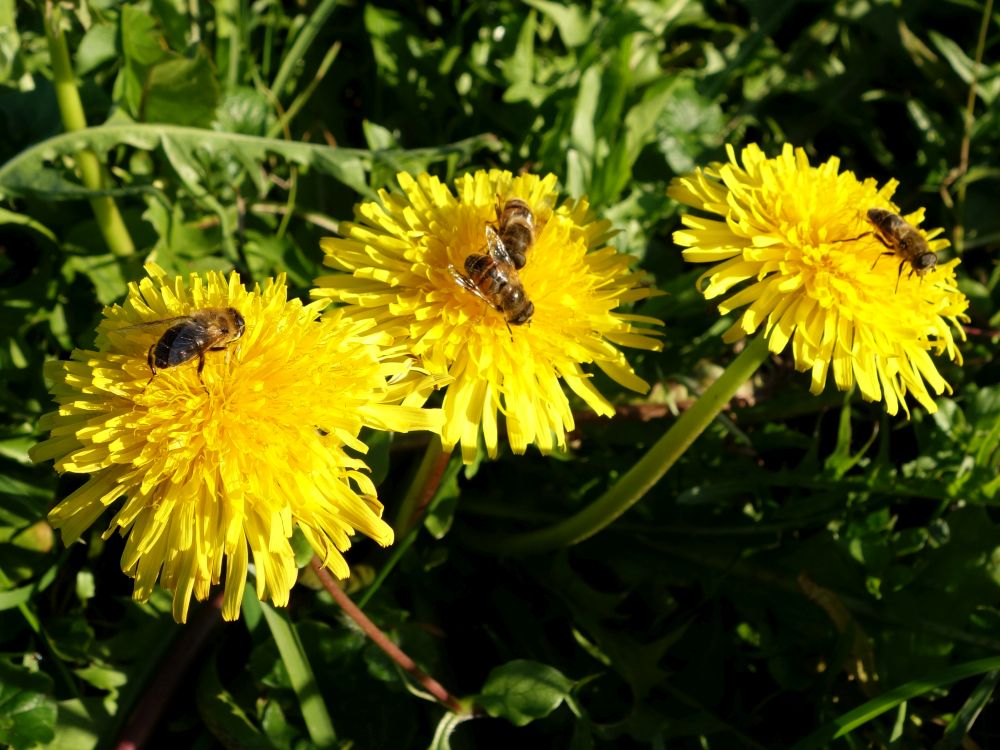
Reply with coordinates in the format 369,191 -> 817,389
1,0 -> 999,748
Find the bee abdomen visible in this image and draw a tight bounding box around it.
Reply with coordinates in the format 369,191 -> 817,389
153,324 -> 209,368
501,225 -> 532,267
465,255 -> 507,293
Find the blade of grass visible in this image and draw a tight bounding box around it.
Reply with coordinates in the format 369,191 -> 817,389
791,656 -> 1000,749
937,669 -> 1000,749
267,42 -> 341,138
270,0 -> 340,98
253,597 -> 337,748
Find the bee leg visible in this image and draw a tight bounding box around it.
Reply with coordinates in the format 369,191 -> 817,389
894,262 -> 905,293
197,352 -> 207,386
145,344 -> 157,387
870,251 -> 895,272
872,234 -> 893,251
836,230 -> 872,243
506,321 -> 514,341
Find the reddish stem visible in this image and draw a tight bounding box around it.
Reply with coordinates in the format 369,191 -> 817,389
409,449 -> 453,526
309,556 -> 466,715
963,326 -> 1000,338
115,592 -> 225,750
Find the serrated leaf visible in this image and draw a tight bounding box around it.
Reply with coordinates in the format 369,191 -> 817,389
0,124 -> 497,203
477,660 -> 574,727
0,660 -> 57,749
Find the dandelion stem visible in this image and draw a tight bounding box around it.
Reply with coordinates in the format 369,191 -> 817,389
500,335 -> 770,553
115,593 -> 224,750
258,597 -> 338,748
393,436 -> 452,535
309,556 -> 468,715
43,1 -> 135,257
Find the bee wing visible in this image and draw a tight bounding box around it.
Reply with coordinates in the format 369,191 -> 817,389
162,323 -> 215,366
449,266 -> 495,307
112,315 -> 195,333
485,226 -> 517,267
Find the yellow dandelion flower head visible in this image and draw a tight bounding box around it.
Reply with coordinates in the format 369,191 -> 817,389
669,143 -> 969,415
30,264 -> 441,622
314,169 -> 663,462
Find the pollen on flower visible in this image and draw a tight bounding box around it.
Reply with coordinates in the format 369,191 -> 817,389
30,264 -> 442,623
313,169 -> 664,462
669,143 -> 969,416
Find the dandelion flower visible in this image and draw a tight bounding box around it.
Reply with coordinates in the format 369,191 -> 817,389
30,264 -> 441,622
314,170 -> 663,462
669,143 -> 968,415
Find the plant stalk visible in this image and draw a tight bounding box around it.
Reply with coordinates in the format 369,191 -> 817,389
500,335 -> 770,553
44,2 -> 135,257
309,556 -> 467,715
393,435 -> 452,535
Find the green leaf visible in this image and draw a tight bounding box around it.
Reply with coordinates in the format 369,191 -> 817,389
362,120 -> 399,151
477,659 -> 574,727
290,527 -> 313,568
215,87 -> 274,136
0,660 -> 57,749
522,0 -> 595,48
928,31 -> 998,104
62,253 -> 131,305
0,207 -> 56,242
150,0 -> 191,52
120,5 -> 169,116
0,565 -> 58,612
654,77 -> 725,174
143,47 -> 220,127
73,664 -> 126,708
75,23 -> 119,77
0,124 -> 497,203
423,455 -> 462,540
196,646 -> 276,750
46,698 -> 108,750
360,428 -> 392,488
938,670 -> 1000,748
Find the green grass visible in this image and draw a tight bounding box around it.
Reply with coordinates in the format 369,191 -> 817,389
1,0 -> 999,748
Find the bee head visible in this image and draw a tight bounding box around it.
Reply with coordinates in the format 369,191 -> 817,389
914,252 -> 937,272
228,308 -> 246,339
510,301 -> 534,326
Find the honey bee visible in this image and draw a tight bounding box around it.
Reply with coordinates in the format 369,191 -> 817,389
119,307 -> 246,384
855,208 -> 937,290
449,226 -> 534,329
492,197 -> 536,270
